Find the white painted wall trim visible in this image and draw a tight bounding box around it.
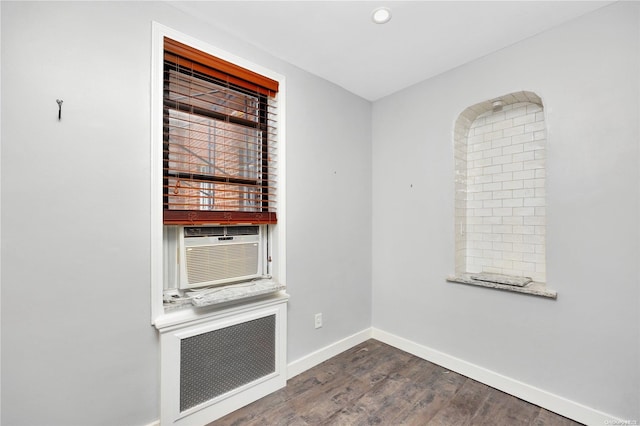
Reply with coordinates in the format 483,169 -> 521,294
286,328 -> 372,379
0,2 -> 3,421
150,22 -> 287,328
372,328 -> 624,426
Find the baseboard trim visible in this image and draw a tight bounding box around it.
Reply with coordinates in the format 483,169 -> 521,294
148,328 -> 623,425
286,328 -> 373,379
372,328 -> 623,426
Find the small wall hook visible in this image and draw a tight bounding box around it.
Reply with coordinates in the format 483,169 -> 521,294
56,99 -> 63,120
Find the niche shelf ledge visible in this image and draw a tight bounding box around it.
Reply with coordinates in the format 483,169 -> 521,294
447,274 -> 557,299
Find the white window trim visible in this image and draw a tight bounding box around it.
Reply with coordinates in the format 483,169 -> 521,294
150,22 -> 287,328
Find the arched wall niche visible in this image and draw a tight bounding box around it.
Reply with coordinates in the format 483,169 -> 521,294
454,91 -> 547,284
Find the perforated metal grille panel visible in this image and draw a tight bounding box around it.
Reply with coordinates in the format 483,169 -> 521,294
180,315 -> 276,412
185,242 -> 259,285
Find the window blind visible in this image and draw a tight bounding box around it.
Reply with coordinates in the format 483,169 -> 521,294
163,37 -> 278,225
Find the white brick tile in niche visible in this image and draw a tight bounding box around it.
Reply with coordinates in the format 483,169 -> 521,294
453,91 -> 547,284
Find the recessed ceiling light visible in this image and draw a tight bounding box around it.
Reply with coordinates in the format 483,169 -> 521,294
371,7 -> 392,24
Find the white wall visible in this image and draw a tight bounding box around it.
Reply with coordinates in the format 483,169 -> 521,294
3,1 -> 637,424
372,1 -> 639,421
285,67 -> 373,362
0,2 -> 371,425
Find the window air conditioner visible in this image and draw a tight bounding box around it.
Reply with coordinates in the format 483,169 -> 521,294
178,226 -> 264,290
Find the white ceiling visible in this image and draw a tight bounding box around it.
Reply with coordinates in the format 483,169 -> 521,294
169,1 -> 614,101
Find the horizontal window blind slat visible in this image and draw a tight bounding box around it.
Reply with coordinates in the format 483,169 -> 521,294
164,210 -> 277,225
164,178 -> 277,192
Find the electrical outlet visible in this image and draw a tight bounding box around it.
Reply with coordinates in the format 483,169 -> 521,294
314,313 -> 323,329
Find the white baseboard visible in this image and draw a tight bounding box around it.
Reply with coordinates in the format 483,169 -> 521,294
147,327 -> 624,426
371,328 -> 623,426
286,328 -> 372,379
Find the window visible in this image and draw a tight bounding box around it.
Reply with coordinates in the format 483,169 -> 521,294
163,37 -> 278,225
152,32 -> 286,324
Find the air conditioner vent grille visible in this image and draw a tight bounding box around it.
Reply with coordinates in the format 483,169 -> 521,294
184,226 -> 259,238
225,226 -> 259,236
180,315 -> 276,412
185,243 -> 259,285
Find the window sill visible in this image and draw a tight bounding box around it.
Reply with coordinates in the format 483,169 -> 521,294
447,274 -> 557,299
154,288 -> 289,331
165,279 -> 286,309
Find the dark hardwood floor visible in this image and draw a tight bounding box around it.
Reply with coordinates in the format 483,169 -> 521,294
212,339 -> 583,426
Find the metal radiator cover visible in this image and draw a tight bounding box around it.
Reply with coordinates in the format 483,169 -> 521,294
180,315 -> 276,412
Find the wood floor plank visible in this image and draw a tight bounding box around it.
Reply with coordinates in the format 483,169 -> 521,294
340,374 -> 416,424
426,378 -> 493,425
391,367 -> 468,425
469,387 -> 541,425
210,339 -> 585,426
345,342 -> 414,386
531,408 -> 584,426
211,389 -> 292,426
295,373 -> 370,425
